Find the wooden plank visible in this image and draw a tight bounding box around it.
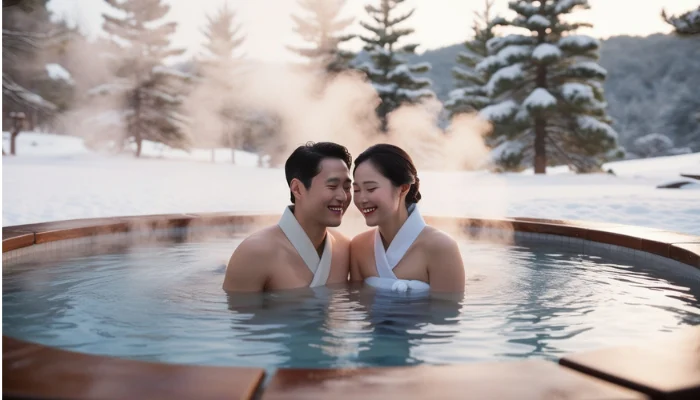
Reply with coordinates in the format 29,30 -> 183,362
560,327 -> 700,400
3,336 -> 265,400
263,360 -> 646,400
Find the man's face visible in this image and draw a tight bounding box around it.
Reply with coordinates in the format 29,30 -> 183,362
297,158 -> 352,227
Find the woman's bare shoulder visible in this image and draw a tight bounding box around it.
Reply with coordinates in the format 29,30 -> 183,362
420,226 -> 461,253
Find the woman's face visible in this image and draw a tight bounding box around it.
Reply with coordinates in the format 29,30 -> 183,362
352,161 -> 404,226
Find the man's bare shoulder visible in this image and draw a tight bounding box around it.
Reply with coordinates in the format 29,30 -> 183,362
224,225 -> 284,292
232,225 -> 286,261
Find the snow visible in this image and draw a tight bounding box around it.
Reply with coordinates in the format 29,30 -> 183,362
387,62 -> 430,80
524,88 -> 557,109
476,55 -> 504,74
554,0 -> 587,14
152,65 -> 195,80
576,115 -> 618,140
2,131 -> 262,165
527,15 -> 550,28
411,77 -> 432,86
486,34 -> 534,54
490,139 -> 525,160
409,62 -> 431,71
452,66 -> 482,82
144,88 -> 178,104
688,8 -> 700,23
668,7 -> 700,32
4,133 -> 699,237
559,35 -> 599,49
372,82 -> 395,94
368,45 -> 391,57
479,100 -> 518,122
90,110 -> 131,127
497,45 -> 532,63
633,133 -> 675,158
387,64 -> 409,77
2,75 -> 57,111
561,82 -> 594,102
457,50 -> 480,63
88,81 -> 132,96
45,63 -> 73,84
532,44 -> 562,61
515,106 -> 530,122
569,61 -> 607,78
396,88 -> 434,99
602,152 -> 700,178
485,63 -> 524,96
358,62 -> 382,76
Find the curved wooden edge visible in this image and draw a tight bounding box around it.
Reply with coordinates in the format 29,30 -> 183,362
2,215 -> 698,399
3,213 -> 699,267
2,231 -> 34,252
558,325 -> 700,400
2,336 -> 265,400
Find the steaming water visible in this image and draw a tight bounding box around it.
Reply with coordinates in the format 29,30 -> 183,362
3,234 -> 700,373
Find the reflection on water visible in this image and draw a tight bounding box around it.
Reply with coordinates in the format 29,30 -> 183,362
3,235 -> 700,369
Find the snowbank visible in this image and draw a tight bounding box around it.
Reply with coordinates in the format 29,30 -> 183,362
3,133 -> 699,236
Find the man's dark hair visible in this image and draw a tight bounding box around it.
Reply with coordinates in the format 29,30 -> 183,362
285,142 -> 352,203
354,143 -> 421,205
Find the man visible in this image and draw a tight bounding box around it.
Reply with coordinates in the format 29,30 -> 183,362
222,142 -> 353,292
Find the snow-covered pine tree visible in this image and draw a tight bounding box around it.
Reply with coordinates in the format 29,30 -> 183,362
663,6 -> 700,150
445,0 -> 500,118
2,0 -> 60,119
481,0 -> 619,173
633,133 -> 691,158
2,0 -> 78,154
201,3 -> 245,67
358,0 -> 434,132
663,6 -> 700,36
197,2 -> 246,162
288,0 -> 355,75
89,0 -> 191,157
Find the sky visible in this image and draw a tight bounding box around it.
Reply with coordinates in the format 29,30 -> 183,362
47,0 -> 697,63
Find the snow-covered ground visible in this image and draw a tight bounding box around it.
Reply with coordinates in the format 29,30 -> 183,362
3,132 -> 700,235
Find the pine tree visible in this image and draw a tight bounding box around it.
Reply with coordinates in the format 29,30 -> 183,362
662,6 -> 700,148
288,0 -> 355,75
662,6 -> 700,36
2,0 -> 75,154
445,0 -> 500,118
201,3 -> 245,65
481,0 -> 619,174
2,0 -> 60,116
196,2 -> 246,162
89,0 -> 191,157
661,86 -> 700,152
358,0 -> 434,132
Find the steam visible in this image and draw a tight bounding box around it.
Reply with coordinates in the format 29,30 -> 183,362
185,59 -> 496,172
12,2 -> 517,244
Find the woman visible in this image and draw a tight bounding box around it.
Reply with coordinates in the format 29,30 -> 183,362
349,144 -> 465,293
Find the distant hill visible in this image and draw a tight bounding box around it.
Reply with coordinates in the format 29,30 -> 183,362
360,34 -> 700,151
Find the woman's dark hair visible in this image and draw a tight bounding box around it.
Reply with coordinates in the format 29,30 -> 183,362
285,141 -> 352,203
353,143 -> 421,204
